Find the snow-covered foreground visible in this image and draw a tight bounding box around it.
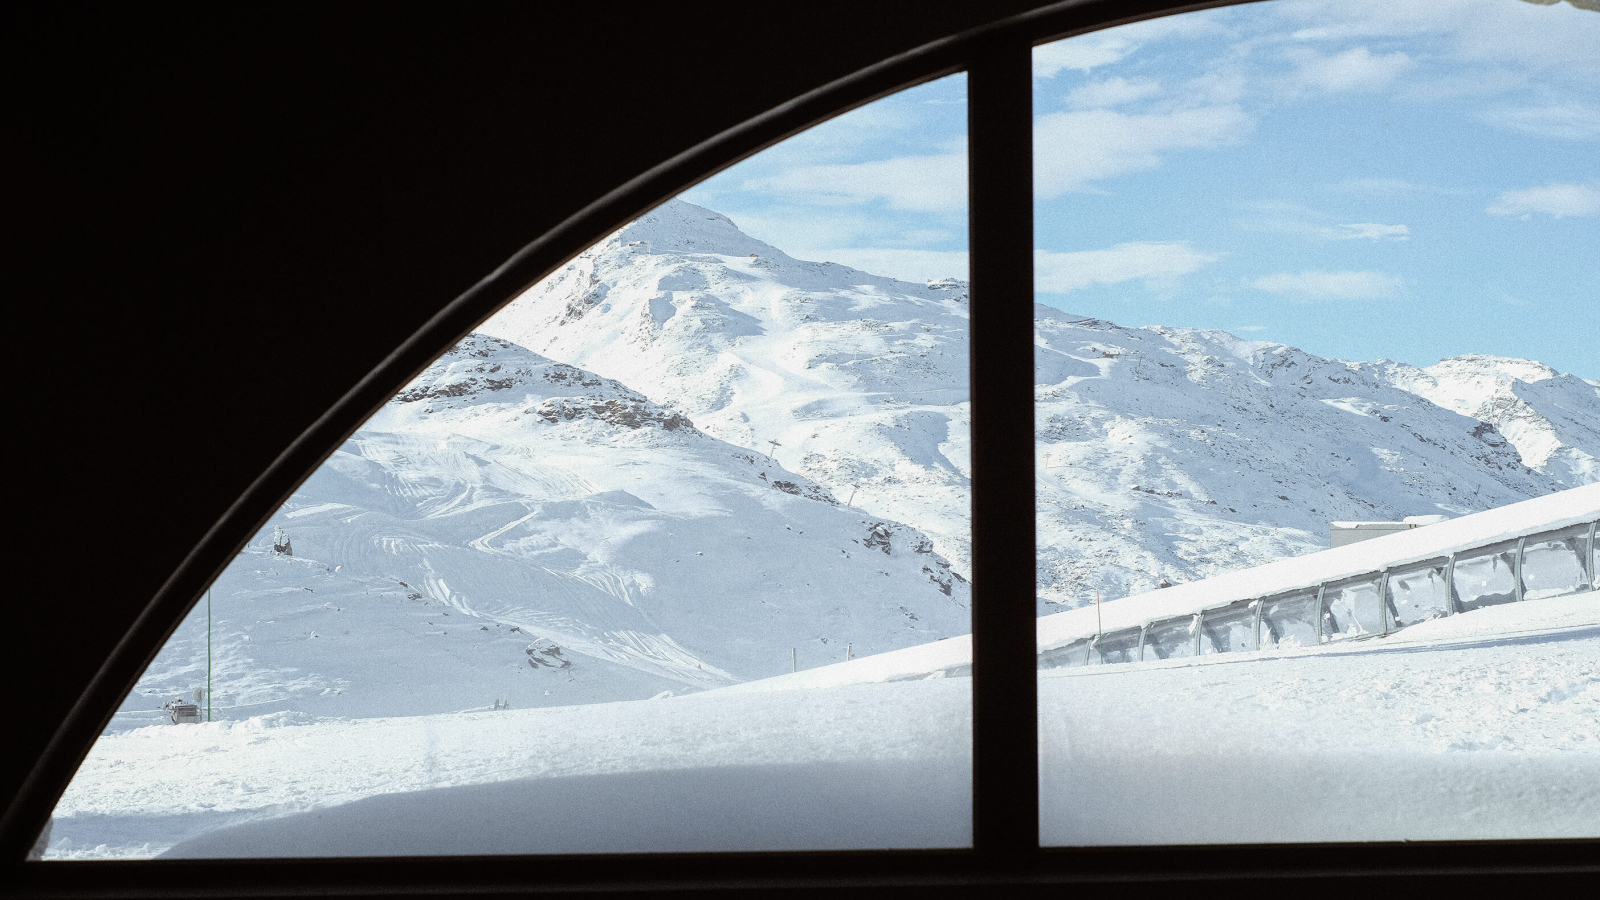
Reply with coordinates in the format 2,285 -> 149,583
45,597 -> 1597,859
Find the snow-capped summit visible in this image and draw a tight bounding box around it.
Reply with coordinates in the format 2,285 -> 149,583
485,199 -> 976,572
1371,354 -> 1600,487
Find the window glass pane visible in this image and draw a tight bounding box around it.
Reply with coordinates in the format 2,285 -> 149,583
1036,0 -> 1600,845
46,75 -> 970,859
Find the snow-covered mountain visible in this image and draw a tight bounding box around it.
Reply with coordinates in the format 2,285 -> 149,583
486,199 -> 1598,610
123,199 -> 1596,725
119,336 -> 969,728
1030,313 -> 1583,605
482,200 -> 976,574
1372,354 -> 1599,489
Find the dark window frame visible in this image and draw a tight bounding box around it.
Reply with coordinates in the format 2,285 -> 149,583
7,0 -> 1596,893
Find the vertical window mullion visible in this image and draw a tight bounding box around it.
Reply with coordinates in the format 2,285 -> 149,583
966,35 -> 1037,862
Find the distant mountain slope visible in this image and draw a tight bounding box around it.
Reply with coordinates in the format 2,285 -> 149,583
1032,311 -> 1564,606
1373,354 -> 1600,488
119,337 -> 969,728
487,199 -> 1596,611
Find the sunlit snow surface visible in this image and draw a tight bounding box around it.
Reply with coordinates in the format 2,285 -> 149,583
45,596 -> 1596,859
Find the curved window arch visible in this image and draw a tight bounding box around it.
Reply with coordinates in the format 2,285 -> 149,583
12,0 -> 1599,891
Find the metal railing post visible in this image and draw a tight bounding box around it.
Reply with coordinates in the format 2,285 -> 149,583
1192,611 -> 1203,656
1136,624 -> 1148,662
1443,553 -> 1457,615
1377,570 -> 1392,636
1588,521 -> 1597,591
1314,584 -> 1327,644
1513,536 -> 1527,603
1252,598 -> 1264,651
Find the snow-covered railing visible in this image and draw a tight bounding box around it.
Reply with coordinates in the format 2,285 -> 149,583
1037,484 -> 1600,669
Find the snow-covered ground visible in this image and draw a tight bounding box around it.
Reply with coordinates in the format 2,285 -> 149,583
44,596 -> 1596,859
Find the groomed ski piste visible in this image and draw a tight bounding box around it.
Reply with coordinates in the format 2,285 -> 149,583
45,486 -> 1599,858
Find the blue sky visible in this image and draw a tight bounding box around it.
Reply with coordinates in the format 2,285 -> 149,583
682,0 -> 1598,376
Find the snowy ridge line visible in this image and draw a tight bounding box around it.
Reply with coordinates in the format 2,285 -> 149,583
1037,483 -> 1599,651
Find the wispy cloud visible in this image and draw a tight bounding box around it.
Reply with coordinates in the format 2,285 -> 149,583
1284,46 -> 1413,94
744,151 -> 967,212
1327,223 -> 1410,241
1334,177 -> 1455,196
1479,103 -> 1600,141
1034,105 -> 1252,196
1236,201 -> 1409,242
1065,77 -> 1163,109
1248,270 -> 1404,301
1032,14 -> 1224,78
1036,242 -> 1216,294
1487,181 -> 1600,218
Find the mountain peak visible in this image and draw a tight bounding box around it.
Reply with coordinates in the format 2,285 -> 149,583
614,199 -> 783,259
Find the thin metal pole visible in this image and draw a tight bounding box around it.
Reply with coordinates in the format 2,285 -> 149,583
967,34 -> 1036,862
206,587 -> 212,722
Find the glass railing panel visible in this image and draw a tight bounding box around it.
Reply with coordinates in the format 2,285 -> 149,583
1386,559 -> 1451,628
1321,575 -> 1384,640
1039,637 -> 1093,670
1143,616 -> 1197,660
1452,539 -> 1522,613
1520,523 -> 1594,600
1258,592 -> 1320,651
1094,627 -> 1144,664
1199,600 -> 1256,655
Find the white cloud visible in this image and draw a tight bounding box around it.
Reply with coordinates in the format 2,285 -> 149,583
1274,0 -> 1600,82
744,151 -> 967,212
1032,12 -> 1230,78
808,248 -> 969,284
1334,177 -> 1455,196
1327,222 -> 1410,241
1033,38 -> 1136,77
1285,46 -> 1413,94
1486,181 -> 1600,218
1035,242 -> 1216,294
1034,105 -> 1253,197
1065,77 -> 1162,109
1248,270 -> 1404,301
1480,103 -> 1600,141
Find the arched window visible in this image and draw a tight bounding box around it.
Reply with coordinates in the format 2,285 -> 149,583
12,0 -> 1598,892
